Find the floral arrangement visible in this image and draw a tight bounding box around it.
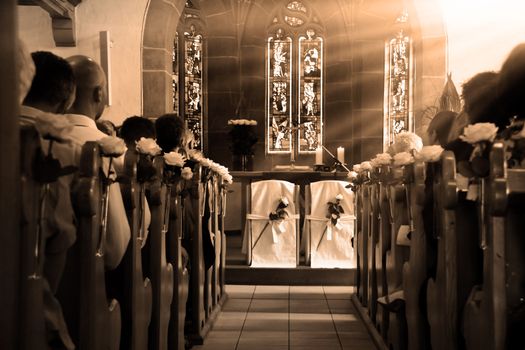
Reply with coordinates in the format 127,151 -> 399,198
360,161 -> 373,171
163,151 -> 186,167
136,137 -> 162,156
327,194 -> 344,226
228,119 -> 258,126
415,145 -> 444,163
98,136 -> 127,157
269,197 -> 289,221
228,118 -> 258,156
390,131 -> 423,155
370,153 -> 392,168
393,151 -> 414,166
460,123 -> 498,144
352,164 -> 361,173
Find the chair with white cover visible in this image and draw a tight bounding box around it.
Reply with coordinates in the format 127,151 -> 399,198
304,180 -> 355,268
242,180 -> 300,268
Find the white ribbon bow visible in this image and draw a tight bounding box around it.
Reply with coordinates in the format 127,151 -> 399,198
306,214 -> 355,250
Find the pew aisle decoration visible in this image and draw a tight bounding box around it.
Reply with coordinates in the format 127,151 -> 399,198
98,136 -> 127,157
460,123 -> 499,178
136,137 -> 162,156
414,145 -> 444,163
393,151 -> 414,167
390,131 -> 423,155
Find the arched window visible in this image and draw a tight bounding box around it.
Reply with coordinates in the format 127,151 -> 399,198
384,10 -> 413,150
266,1 -> 324,155
172,0 -> 206,150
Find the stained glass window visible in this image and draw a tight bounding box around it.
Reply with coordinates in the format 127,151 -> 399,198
267,29 -> 293,154
384,11 -> 413,150
184,24 -> 203,150
172,33 -> 179,113
298,29 -> 323,153
266,2 -> 324,156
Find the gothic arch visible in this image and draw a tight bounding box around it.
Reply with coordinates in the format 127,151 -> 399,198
141,0 -> 186,117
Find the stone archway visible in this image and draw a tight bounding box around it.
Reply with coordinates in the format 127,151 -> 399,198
142,0 -> 186,117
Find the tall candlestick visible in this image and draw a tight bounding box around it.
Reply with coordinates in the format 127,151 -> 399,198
337,147 -> 345,163
315,147 -> 323,164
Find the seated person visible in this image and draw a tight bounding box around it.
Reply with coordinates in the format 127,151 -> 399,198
155,113 -> 185,153
19,48 -> 77,350
65,55 -> 130,269
119,115 -> 156,148
119,115 -> 156,247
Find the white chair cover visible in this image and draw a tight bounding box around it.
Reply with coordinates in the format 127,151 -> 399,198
242,180 -> 298,268
306,180 -> 355,268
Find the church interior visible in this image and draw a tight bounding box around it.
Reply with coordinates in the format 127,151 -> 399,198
2,0 -> 525,349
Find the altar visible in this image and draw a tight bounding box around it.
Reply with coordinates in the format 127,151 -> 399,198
230,170 -> 355,269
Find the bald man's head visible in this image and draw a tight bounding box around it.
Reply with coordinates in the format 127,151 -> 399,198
67,55 -> 107,120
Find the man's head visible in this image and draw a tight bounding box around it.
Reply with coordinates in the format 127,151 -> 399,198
23,51 -> 76,114
119,116 -> 156,147
67,55 -> 107,120
155,114 -> 185,152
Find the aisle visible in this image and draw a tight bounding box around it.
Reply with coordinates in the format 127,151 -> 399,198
193,285 -> 377,350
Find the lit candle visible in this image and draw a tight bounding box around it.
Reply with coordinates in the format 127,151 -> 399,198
315,147 -> 323,164
337,147 -> 345,163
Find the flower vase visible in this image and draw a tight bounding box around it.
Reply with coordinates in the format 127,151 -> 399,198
232,154 -> 254,171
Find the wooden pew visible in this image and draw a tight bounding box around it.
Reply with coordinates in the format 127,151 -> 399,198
381,167 -> 409,350
376,168 -> 393,340
19,126 -> 47,350
357,183 -> 369,306
463,142 -> 525,350
426,151 -> 482,350
186,165 -> 207,343
108,149 -> 152,350
166,177 -> 189,350
146,156 -> 174,350
367,182 -> 379,325
58,141 -> 121,350
401,161 -> 431,350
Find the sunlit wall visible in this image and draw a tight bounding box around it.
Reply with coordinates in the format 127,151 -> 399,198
439,0 -> 525,87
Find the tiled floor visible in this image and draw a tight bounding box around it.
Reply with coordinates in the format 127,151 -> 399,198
192,285 -> 376,350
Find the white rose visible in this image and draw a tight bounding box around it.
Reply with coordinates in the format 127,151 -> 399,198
360,161 -> 372,171
393,152 -> 414,166
163,151 -> 186,167
352,164 -> 361,173
335,194 -> 343,201
222,174 -> 233,184
415,145 -> 444,163
347,171 -> 358,179
280,197 -> 289,206
460,123 -> 498,144
136,137 -> 162,156
393,131 -> 423,153
98,136 -> 127,157
181,166 -> 193,180
35,113 -> 74,143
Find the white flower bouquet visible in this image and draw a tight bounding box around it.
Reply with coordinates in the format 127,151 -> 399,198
415,145 -> 444,163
